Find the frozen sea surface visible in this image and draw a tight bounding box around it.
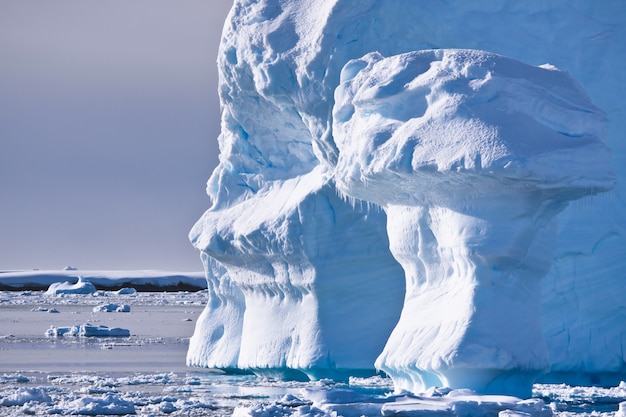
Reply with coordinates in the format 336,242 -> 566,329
1,290 -> 625,416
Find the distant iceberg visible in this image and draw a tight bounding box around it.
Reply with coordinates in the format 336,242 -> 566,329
45,276 -> 96,295
188,0 -> 626,398
45,323 -> 130,338
333,48 -> 613,396
93,303 -> 131,313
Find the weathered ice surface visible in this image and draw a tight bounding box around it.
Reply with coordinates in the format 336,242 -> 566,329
188,174 -> 404,379
188,0 -> 626,397
332,49 -> 613,397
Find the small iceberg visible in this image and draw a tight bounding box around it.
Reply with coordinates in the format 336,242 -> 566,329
45,323 -> 130,337
92,303 -> 131,313
115,287 -> 137,295
45,276 -> 96,295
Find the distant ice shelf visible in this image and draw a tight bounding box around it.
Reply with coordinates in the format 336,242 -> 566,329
0,270 -> 206,291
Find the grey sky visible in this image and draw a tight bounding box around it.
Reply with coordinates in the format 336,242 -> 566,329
0,1 -> 233,271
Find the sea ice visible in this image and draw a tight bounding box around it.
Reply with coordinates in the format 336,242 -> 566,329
45,323 -> 131,338
31,306 -> 60,313
1,288 -> 624,416
54,394 -> 136,415
232,386 -> 555,417
0,387 -> 52,407
93,303 -> 131,313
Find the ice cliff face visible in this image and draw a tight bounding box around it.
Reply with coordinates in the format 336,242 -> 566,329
188,170 -> 405,378
188,0 -> 626,397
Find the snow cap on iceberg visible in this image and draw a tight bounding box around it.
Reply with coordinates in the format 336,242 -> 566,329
333,49 -> 614,206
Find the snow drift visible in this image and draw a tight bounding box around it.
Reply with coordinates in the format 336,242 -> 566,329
188,0 -> 626,397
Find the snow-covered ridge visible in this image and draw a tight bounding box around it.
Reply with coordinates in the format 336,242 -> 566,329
0,270 -> 206,291
333,49 -> 613,204
188,0 -> 626,398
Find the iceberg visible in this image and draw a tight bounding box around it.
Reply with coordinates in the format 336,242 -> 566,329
45,276 -> 97,295
45,324 -> 131,338
93,303 -> 131,313
188,0 -> 626,397
188,181 -> 405,378
333,49 -> 613,397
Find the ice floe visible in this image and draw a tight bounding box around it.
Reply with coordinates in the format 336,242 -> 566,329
92,303 -> 131,313
45,323 -> 131,338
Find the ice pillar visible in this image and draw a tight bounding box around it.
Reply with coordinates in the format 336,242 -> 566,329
188,177 -> 405,378
376,195 -> 562,397
333,49 -> 614,396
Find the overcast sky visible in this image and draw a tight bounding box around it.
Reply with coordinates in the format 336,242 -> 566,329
0,1 -> 233,271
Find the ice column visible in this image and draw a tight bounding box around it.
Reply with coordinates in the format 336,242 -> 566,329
333,49 -> 614,397
188,173 -> 405,378
379,196 -> 560,397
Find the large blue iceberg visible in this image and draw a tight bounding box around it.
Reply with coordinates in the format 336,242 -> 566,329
187,0 -> 626,398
